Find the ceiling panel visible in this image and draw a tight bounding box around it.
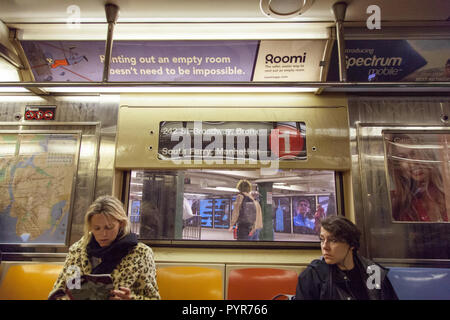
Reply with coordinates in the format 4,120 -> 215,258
0,0 -> 449,23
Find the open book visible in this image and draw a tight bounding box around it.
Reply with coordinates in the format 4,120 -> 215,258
66,274 -> 114,300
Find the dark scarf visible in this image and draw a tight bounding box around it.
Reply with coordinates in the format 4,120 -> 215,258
86,233 -> 138,274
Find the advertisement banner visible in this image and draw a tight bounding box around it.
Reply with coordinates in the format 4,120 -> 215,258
328,39 -> 450,82
108,40 -> 258,81
253,40 -> 326,81
21,40 -> 325,82
21,40 -> 258,82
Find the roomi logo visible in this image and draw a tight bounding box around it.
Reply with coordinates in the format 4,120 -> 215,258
253,40 -> 326,81
328,40 -> 427,81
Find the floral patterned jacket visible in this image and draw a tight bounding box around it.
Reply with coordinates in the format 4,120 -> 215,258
49,236 -> 160,300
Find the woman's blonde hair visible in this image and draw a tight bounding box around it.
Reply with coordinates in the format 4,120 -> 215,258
236,179 -> 252,193
83,195 -> 131,243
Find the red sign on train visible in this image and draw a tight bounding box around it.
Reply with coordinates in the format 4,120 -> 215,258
269,124 -> 305,159
24,106 -> 56,121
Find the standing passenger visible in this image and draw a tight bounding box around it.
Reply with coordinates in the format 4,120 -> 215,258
228,180 -> 263,240
49,195 -> 160,300
295,216 -> 398,300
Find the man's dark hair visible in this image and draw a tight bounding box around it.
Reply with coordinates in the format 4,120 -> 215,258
320,215 -> 361,251
299,199 -> 310,205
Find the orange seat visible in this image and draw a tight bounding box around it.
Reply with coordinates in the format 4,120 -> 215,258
156,266 -> 223,300
227,268 -> 298,300
0,263 -> 63,300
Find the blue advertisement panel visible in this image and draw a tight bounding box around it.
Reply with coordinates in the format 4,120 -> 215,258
199,199 -> 214,228
130,200 -> 141,223
108,40 -> 258,81
328,39 -> 450,82
198,198 -> 230,229
212,199 -> 230,229
21,40 -> 258,82
272,197 -> 291,234
22,39 -> 449,83
21,40 -> 326,82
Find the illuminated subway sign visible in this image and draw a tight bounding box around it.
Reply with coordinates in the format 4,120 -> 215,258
158,121 -> 306,165
265,53 -> 307,64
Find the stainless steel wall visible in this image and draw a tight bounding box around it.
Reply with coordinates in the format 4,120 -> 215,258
349,96 -> 450,266
0,94 -> 119,259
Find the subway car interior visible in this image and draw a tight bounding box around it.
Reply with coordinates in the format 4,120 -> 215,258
0,0 -> 449,301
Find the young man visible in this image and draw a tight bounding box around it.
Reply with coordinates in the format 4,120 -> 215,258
295,215 -> 398,300
293,199 -> 315,234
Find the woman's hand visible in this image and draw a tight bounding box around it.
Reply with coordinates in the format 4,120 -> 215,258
110,287 -> 132,300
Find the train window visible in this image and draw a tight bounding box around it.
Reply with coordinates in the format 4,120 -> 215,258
127,169 -> 338,244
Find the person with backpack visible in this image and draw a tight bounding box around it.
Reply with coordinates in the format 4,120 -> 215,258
228,180 -> 263,240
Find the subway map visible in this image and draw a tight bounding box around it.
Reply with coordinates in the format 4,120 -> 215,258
0,133 -> 79,244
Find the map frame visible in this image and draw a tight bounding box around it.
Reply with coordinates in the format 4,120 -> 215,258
0,129 -> 82,246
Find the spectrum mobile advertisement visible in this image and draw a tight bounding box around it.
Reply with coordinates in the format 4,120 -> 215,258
328,39 -> 450,82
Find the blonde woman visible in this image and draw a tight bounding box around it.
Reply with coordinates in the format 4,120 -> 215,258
228,180 -> 263,240
49,195 -> 160,300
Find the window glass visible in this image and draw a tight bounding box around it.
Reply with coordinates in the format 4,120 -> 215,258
128,169 -> 337,243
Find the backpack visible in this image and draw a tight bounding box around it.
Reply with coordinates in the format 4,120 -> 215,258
238,194 -> 257,225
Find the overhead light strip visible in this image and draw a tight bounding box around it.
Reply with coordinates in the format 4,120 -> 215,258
12,23 -> 332,40
39,87 -> 318,93
0,81 -> 448,93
